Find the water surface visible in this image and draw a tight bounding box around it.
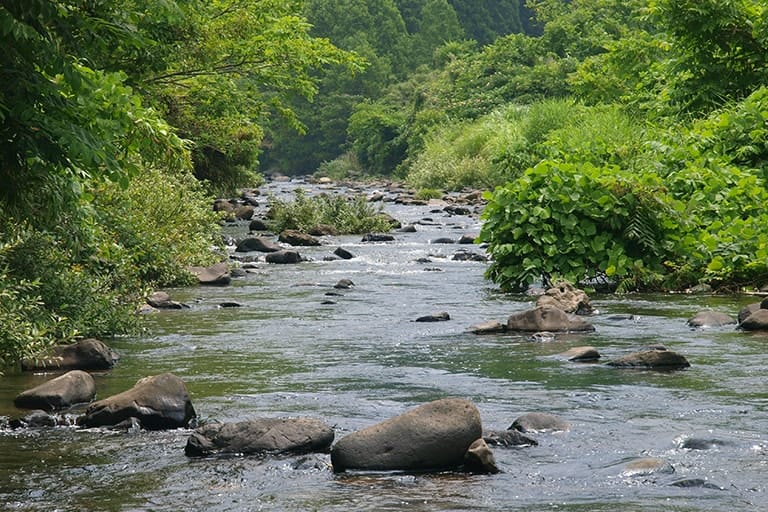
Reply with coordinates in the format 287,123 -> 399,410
1,180 -> 766,511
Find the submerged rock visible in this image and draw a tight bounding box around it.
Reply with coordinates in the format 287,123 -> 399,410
559,346 -> 601,362
361,233 -> 395,242
619,457 -> 675,477
79,373 -> 195,430
468,320 -> 506,334
21,338 -> 119,372
510,412 -> 570,433
185,418 -> 335,457
334,278 -> 354,289
415,312 -> 450,322
330,398 -> 482,473
14,370 -> 96,411
668,478 -> 724,490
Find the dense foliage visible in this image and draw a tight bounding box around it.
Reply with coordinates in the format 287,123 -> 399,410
0,0 -> 357,370
4,0 -> 768,368
287,0 -> 768,292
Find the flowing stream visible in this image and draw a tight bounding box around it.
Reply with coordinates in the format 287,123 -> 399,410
1,178 -> 766,511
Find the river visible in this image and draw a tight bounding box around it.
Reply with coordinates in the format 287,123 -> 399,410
1,178 -> 766,511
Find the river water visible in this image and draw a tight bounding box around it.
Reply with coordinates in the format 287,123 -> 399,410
1,179 -> 766,511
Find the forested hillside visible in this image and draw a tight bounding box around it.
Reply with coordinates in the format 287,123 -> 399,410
2,0 -> 767,369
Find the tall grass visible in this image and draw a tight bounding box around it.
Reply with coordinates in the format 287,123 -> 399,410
268,189 -> 393,234
406,98 -> 652,190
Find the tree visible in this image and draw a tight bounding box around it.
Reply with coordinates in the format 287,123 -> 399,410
447,0 -> 525,44
648,0 -> 768,113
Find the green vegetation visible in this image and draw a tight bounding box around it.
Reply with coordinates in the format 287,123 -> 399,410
267,189 -> 392,234
4,0 -> 768,367
0,0 -> 358,370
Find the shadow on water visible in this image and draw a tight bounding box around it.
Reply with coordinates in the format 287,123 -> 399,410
1,179 -> 767,511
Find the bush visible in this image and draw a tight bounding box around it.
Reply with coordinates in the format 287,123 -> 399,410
0,219 -> 136,354
267,189 -> 392,234
480,155 -> 768,292
94,166 -> 223,287
479,161 -> 679,292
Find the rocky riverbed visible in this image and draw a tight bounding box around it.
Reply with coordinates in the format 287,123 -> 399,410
1,177 -> 767,511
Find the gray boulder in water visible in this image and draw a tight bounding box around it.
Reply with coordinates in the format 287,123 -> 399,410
606,349 -> 690,369
21,338 -> 119,372
330,398 -> 483,473
265,250 -> 302,264
79,373 -> 195,430
686,310 -> 736,328
235,236 -> 281,253
187,262 -> 231,286
185,417 -> 335,457
14,370 -> 96,411
507,306 -> 595,333
278,230 -> 321,247
739,308 -> 768,331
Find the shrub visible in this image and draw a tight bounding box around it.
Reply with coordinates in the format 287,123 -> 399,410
94,166 -> 222,287
479,160 -> 679,292
480,155 -> 768,292
267,189 -> 392,234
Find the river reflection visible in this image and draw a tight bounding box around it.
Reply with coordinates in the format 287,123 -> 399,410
1,179 -> 766,511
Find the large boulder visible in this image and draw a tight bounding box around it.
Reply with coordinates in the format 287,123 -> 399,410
78,373 -> 195,430
187,262 -> 231,286
21,338 -> 119,372
687,310 -> 736,328
606,349 -> 690,369
506,306 -> 595,333
536,281 -> 594,315
738,302 -> 761,323
14,370 -> 96,411
739,308 -> 768,331
235,236 -> 281,253
265,250 -> 302,264
330,398 -> 482,473
278,230 -> 321,247
185,418 -> 334,457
